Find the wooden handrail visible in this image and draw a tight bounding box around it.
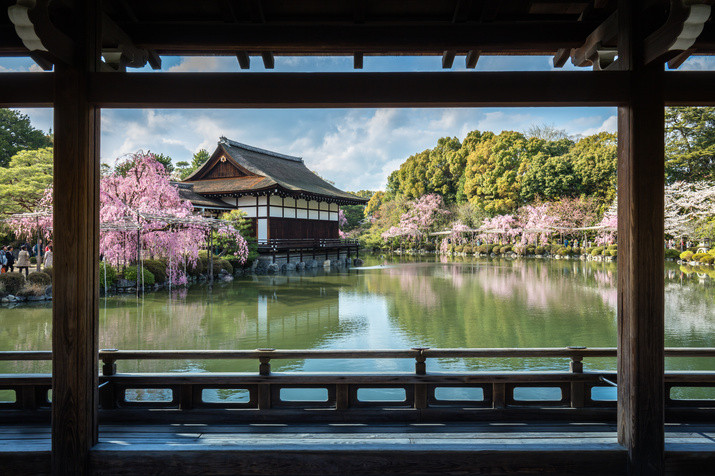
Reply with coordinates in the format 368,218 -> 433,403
1,347 -> 714,362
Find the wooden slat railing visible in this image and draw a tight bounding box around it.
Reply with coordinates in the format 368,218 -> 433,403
1,347 -> 713,423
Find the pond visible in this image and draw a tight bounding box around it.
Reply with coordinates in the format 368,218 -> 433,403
2,256 -> 713,381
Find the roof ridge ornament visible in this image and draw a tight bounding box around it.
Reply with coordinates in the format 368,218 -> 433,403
219,136 -> 303,162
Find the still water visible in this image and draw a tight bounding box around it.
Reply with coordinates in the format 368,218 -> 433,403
1,256 -> 714,379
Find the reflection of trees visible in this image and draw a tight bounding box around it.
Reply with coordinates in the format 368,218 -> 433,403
0,303 -> 51,374
364,259 -> 619,351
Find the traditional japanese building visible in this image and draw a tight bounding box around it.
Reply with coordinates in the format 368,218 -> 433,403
178,137 -> 366,243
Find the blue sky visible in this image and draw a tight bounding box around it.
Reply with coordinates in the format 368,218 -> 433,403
3,54 -> 714,191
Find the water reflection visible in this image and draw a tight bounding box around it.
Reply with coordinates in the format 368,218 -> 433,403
1,257 -> 712,375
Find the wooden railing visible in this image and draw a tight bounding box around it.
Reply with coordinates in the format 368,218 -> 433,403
1,347 -> 713,423
257,238 -> 359,252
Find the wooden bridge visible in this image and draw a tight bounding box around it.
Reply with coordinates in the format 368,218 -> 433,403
256,238 -> 360,263
1,348 -> 714,474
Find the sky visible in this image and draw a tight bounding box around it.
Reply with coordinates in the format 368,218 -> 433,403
2,54 -> 714,192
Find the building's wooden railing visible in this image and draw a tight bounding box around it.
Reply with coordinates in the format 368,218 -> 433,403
257,238 -> 359,252
1,347 -> 713,423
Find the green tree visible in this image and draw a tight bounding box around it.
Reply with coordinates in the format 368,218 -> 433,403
0,147 -> 53,216
568,132 -> 617,207
665,106 -> 715,183
463,131 -> 529,214
0,109 -> 52,167
180,149 -> 211,179
520,153 -> 580,203
114,152 -> 174,176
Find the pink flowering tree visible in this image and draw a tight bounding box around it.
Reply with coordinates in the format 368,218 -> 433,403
381,193 -> 449,242
9,153 -> 249,285
595,201 -> 618,245
478,214 -> 520,244
338,208 -> 348,238
518,204 -> 558,245
664,181 -> 715,240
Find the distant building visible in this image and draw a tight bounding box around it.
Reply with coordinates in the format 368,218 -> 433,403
178,137 -> 366,242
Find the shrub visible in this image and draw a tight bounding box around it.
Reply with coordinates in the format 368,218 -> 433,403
454,244 -> 465,253
607,244 -> 618,251
477,244 -> 490,254
42,267 -> 52,278
123,266 -> 155,287
680,250 -> 694,261
557,247 -> 571,256
572,247 -> 581,255
100,262 -> 117,289
16,283 -> 47,297
462,245 -> 473,254
0,282 -> 5,296
665,249 -> 680,260
609,249 -> 618,257
27,272 -> 51,286
0,273 -> 25,295
422,242 -> 436,252
692,252 -> 710,262
700,255 -> 714,265
188,257 -> 205,277
591,246 -> 606,257
535,246 -> 545,255
492,246 -> 501,255
217,259 -> 233,275
526,246 -> 535,255
142,259 -> 167,284
501,245 -> 512,254
709,249 -> 715,258
30,256 -> 37,264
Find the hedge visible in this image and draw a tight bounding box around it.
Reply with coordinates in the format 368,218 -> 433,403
699,255 -> 714,264
454,244 -> 464,253
665,249 -> 681,259
0,273 -> 25,295
27,272 -> 51,286
692,252 -> 711,263
100,262 -> 117,289
142,259 -> 168,284
535,246 -> 545,255
680,250 -> 694,261
591,246 -> 606,256
501,245 -> 512,254
462,245 -> 473,254
123,266 -> 155,287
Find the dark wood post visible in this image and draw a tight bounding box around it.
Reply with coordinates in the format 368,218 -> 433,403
52,1 -> 101,474
617,0 -> 665,473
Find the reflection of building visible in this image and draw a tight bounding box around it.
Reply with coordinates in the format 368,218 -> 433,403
179,137 -> 366,242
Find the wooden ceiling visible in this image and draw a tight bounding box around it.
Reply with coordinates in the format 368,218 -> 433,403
0,1 -> 713,70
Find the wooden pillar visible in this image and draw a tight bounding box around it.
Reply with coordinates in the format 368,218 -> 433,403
52,1 -> 101,474
617,1 -> 665,473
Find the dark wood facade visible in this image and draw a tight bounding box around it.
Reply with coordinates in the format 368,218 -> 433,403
1,0 -> 715,474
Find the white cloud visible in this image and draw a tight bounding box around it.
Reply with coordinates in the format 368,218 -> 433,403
678,56 -> 715,71
167,57 -> 238,73
579,115 -> 617,136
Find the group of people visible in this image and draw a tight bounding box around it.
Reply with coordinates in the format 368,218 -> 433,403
0,243 -> 53,276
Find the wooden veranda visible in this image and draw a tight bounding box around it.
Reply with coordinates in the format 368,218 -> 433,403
1,1 -> 715,475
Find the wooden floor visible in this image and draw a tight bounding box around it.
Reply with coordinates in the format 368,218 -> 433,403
2,422 -> 714,475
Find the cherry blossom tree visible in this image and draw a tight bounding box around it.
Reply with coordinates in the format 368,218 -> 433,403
477,214 -> 520,243
664,181 -> 715,240
518,204 -> 558,245
381,193 -> 449,241
595,201 -> 618,245
8,153 -> 249,285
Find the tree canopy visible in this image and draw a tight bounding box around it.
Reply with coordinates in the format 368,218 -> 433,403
0,109 -> 52,167
0,147 -> 53,216
665,107 -> 715,183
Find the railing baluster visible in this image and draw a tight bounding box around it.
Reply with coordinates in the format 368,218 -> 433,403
413,347 -> 428,409
336,384 -> 349,410
100,348 -> 118,410
568,346 -> 585,409
493,383 -> 506,409
257,348 -> 274,410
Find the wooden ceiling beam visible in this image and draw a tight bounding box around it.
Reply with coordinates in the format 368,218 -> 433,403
261,51 -> 274,69
86,71 -> 631,108
2,70 -> 715,107
236,51 -> 250,69
442,50 -> 456,69
466,49 -> 480,68
644,1 -> 711,65
119,22 -> 598,54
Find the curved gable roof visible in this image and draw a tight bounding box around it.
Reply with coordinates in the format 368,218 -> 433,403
185,137 -> 367,204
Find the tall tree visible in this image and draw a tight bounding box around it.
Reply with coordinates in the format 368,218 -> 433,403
665,107 -> 715,183
464,131 -> 529,214
0,147 -> 53,216
0,109 -> 52,167
568,132 -> 617,207
179,149 -> 211,179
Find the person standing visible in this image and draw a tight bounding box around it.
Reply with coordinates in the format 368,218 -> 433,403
0,246 -> 7,273
5,246 -> 15,272
16,245 -> 31,277
43,245 -> 53,269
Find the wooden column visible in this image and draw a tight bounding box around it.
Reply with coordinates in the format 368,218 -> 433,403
617,1 -> 665,473
52,1 -> 101,474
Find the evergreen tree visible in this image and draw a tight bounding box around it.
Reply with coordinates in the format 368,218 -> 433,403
0,109 -> 52,167
665,106 -> 715,183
